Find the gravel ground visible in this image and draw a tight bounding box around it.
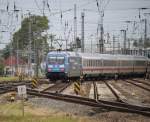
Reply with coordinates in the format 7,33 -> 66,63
28,97 -> 96,116
110,80 -> 150,104
28,97 -> 150,122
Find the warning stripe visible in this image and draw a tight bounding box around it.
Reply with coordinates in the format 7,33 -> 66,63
74,89 -> 79,94
32,79 -> 37,84
32,79 -> 38,87
32,83 -> 37,87
74,83 -> 80,91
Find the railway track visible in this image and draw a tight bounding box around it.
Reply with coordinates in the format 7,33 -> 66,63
93,80 -> 150,112
0,80 -> 31,86
1,79 -> 150,116
131,79 -> 150,87
42,82 -> 72,93
124,80 -> 150,92
0,81 -> 32,95
103,80 -> 124,102
27,88 -> 150,116
0,83 -> 150,116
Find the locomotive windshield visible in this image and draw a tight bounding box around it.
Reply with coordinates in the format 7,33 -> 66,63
48,56 -> 65,64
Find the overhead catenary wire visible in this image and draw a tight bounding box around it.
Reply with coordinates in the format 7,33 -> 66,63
34,0 -> 43,15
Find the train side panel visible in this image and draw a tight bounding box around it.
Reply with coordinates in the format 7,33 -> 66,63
82,58 -> 103,75
67,56 -> 81,78
119,60 -> 134,74
134,60 -> 147,74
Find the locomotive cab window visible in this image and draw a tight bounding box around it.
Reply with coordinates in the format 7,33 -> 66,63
48,56 -> 65,64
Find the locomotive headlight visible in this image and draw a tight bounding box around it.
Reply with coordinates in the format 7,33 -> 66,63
59,65 -> 64,68
60,68 -> 64,71
48,68 -> 52,71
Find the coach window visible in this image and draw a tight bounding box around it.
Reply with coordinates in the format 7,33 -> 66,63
93,60 -> 95,66
96,60 -> 98,67
87,60 -> 90,67
103,60 -> 110,66
98,60 -> 101,66
92,60 -> 94,66
90,60 -> 92,66
99,60 -> 101,66
92,60 -> 94,67
91,60 -> 92,66
136,61 -> 145,66
97,60 -> 99,66
94,60 -> 96,67
83,60 -> 86,66
121,60 -> 126,66
86,60 -> 88,67
85,60 -> 87,67
95,60 -> 97,66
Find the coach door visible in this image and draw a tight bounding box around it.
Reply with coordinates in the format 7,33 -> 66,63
68,57 -> 81,77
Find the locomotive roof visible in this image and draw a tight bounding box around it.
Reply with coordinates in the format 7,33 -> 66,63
47,51 -> 80,57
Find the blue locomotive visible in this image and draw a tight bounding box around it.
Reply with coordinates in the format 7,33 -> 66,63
45,51 -> 81,80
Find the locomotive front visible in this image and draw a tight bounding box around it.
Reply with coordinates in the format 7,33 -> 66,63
46,52 -> 67,80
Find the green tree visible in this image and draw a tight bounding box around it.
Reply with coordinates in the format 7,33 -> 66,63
0,58 -> 4,75
2,15 -> 49,59
2,44 -> 11,59
13,15 -> 49,49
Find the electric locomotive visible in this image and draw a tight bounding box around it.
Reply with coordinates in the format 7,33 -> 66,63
45,51 -> 81,81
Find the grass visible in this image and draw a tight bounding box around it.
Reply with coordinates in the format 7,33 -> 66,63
0,102 -> 77,122
0,76 -> 19,82
0,76 -> 33,82
0,116 -> 76,122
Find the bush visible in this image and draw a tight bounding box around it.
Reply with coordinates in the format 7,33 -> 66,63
0,63 -> 4,76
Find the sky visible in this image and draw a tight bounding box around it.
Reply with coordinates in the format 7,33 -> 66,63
0,0 -> 150,52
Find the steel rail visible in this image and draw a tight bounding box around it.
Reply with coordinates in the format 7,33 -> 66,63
42,82 -> 71,93
124,80 -> 150,92
39,90 -> 150,111
27,89 -> 150,116
1,86 -> 148,112
103,80 -> 123,102
0,81 -> 31,87
93,81 -> 98,100
0,88 -> 15,94
28,89 -> 150,110
131,79 -> 150,87
57,82 -> 72,93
